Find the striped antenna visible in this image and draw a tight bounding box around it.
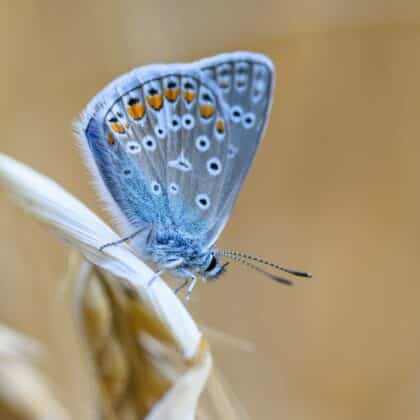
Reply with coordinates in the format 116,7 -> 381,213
223,253 -> 293,286
222,250 -> 312,278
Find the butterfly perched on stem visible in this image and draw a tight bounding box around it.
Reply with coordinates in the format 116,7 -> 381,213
76,51 -> 310,301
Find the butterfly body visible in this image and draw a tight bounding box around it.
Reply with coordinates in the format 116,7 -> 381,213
77,52 -> 274,286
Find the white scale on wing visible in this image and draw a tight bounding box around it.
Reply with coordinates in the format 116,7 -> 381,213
168,150 -> 192,172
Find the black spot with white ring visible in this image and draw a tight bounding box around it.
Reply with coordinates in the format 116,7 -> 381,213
169,115 -> 181,132
169,183 -> 179,195
207,157 -> 222,176
242,112 -> 256,129
151,181 -> 162,195
155,125 -> 166,139
182,114 -> 195,130
230,105 -> 243,123
195,135 -> 210,152
195,194 -> 211,210
126,141 -> 141,154
142,135 -> 156,151
227,144 -> 238,159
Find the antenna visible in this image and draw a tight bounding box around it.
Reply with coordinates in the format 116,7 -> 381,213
223,253 -> 293,286
222,250 -> 312,278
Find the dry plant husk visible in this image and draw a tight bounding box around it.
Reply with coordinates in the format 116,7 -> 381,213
0,326 -> 70,420
73,259 -> 210,420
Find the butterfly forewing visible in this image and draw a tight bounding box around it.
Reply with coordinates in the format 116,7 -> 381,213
78,64 -> 232,248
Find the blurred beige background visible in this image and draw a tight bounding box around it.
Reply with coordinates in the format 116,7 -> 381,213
3,1 -> 420,419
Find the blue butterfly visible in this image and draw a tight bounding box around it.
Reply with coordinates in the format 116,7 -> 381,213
77,51 -> 310,300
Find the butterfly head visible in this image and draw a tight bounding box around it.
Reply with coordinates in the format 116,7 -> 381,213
199,250 -> 227,280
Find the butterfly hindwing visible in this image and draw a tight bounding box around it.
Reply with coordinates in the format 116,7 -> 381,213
197,52 -> 275,246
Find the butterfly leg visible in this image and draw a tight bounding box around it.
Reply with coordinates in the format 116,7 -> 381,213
147,270 -> 165,287
173,279 -> 189,295
147,258 -> 184,287
99,226 -> 148,251
185,277 -> 197,303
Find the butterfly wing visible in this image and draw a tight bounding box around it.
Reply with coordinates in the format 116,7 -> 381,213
197,52 -> 275,246
76,62 -> 232,255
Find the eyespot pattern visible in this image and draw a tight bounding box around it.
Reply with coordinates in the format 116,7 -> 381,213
242,112 -> 256,129
151,181 -> 162,195
169,115 -> 181,132
145,82 -> 163,111
216,64 -> 232,92
164,77 -> 180,103
182,114 -> 195,130
227,144 -> 238,159
169,183 -> 179,195
154,125 -> 166,139
195,194 -> 210,210
230,105 -> 243,123
122,168 -> 132,177
215,119 -> 225,142
195,135 -> 210,152
142,135 -> 156,151
207,157 -> 222,176
235,62 -> 249,93
126,141 -> 141,154
182,77 -> 197,106
252,64 -> 268,103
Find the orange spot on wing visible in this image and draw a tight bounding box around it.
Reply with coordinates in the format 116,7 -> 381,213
111,123 -> 125,134
164,88 -> 179,102
146,95 -> 163,110
107,133 -> 115,145
127,103 -> 145,120
200,105 -> 214,119
183,91 -> 196,103
216,119 -> 225,133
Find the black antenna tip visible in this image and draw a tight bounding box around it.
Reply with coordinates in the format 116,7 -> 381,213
289,270 -> 312,278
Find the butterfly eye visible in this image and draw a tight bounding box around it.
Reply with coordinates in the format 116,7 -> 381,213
205,254 -> 218,272
195,194 -> 210,210
122,168 -> 132,177
207,157 -> 222,176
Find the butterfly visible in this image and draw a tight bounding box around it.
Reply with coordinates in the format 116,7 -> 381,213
76,51 -> 310,301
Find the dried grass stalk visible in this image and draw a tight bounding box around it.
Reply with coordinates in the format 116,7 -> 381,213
0,326 -> 70,420
75,261 -> 210,420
